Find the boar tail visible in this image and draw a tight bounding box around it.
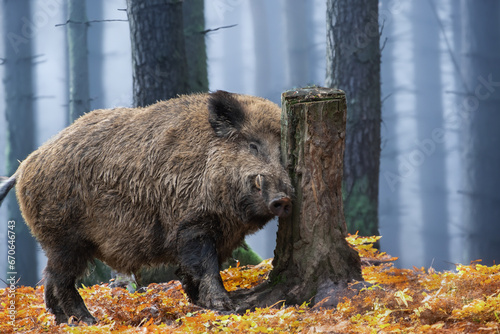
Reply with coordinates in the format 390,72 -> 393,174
0,175 -> 16,206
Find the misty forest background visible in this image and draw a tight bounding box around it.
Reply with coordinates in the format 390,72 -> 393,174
1,0 -> 499,286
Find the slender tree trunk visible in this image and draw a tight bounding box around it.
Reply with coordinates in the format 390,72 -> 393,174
326,0 -> 381,236
232,88 -> 363,310
378,0 -> 401,260
77,0 -> 114,287
451,1 -> 462,92
87,0 -> 105,110
183,0 -> 208,93
449,0 -> 464,265
250,1 -> 271,99
283,0 -> 313,88
461,0 -> 500,266
67,0 -> 90,122
2,0 -> 38,286
266,0 -> 286,103
412,1 -> 450,270
221,6 -> 243,92
127,0 -> 189,107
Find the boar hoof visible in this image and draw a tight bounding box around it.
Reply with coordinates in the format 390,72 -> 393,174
63,315 -> 97,326
68,315 -> 97,326
53,313 -> 69,325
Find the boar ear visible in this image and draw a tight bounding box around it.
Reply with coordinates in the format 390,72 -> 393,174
208,90 -> 245,137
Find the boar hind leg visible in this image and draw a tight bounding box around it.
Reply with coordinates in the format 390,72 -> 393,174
177,220 -> 233,310
45,252 -> 96,325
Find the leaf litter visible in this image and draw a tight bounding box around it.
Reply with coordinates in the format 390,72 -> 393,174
1,233 -> 499,333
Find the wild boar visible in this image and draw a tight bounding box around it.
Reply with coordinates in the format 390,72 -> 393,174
0,90 -> 293,324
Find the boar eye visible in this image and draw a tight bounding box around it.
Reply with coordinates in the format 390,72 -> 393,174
249,142 -> 259,154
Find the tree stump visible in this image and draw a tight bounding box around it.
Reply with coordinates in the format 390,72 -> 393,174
232,87 -> 363,309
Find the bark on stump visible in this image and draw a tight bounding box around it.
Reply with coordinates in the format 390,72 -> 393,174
232,87 -> 363,310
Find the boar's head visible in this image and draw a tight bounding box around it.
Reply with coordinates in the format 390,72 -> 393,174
207,90 -> 293,227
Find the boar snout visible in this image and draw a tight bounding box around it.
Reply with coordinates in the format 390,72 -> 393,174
250,173 -> 293,218
270,196 -> 292,218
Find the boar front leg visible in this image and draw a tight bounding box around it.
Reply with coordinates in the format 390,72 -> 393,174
176,217 -> 233,310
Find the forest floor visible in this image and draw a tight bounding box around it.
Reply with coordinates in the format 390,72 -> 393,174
1,234 -> 499,333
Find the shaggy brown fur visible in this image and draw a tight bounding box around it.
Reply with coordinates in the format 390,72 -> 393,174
0,91 -> 292,324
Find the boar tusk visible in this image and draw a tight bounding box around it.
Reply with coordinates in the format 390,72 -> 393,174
255,174 -> 263,190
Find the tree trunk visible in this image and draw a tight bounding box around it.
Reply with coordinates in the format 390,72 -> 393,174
232,88 -> 363,310
77,0 -> 113,287
378,0 -> 401,263
127,0 -> 189,107
412,1 -> 450,270
283,0 -> 312,88
183,0 -> 208,93
461,0 -> 500,266
2,0 -> 38,286
67,0 -> 90,122
326,0 -> 381,236
250,1 -> 271,99
87,0 -> 105,110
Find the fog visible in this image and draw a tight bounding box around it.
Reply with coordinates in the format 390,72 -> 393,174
1,0 -> 497,282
